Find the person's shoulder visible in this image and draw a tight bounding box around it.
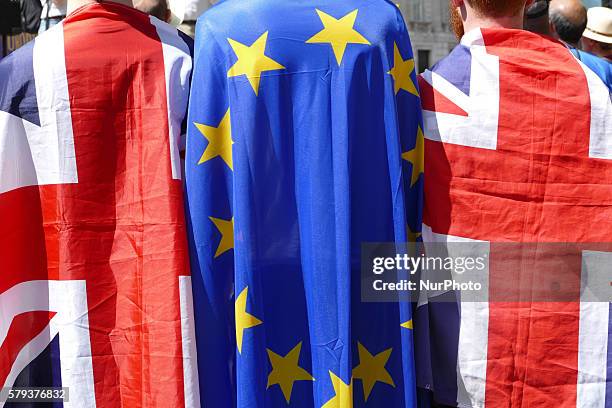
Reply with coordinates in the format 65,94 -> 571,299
147,13 -> 194,53
195,0 -> 241,39
577,50 -> 610,70
197,0 -> 406,36
474,27 -> 569,52
575,49 -> 612,85
0,38 -> 37,123
430,43 -> 467,71
0,36 -> 35,73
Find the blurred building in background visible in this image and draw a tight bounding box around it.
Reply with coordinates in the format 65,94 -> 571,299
397,0 -> 457,73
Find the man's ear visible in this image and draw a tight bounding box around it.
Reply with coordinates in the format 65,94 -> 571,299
451,0 -> 463,7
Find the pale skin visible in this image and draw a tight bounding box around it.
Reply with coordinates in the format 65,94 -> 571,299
450,0 -> 535,32
67,0 -> 134,15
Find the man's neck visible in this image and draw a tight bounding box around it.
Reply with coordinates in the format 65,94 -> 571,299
67,0 -> 133,15
463,14 -> 525,33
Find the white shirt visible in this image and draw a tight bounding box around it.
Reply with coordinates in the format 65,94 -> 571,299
40,0 -> 67,19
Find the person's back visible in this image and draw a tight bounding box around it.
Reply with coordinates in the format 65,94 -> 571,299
0,3 -> 197,406
417,1 -> 612,407
187,0 -> 423,407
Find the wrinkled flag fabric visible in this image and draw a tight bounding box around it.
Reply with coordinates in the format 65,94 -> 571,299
185,0 -> 423,406
417,28 -> 612,408
0,3 -> 199,407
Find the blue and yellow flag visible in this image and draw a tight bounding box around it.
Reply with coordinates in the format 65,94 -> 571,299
185,0 -> 423,406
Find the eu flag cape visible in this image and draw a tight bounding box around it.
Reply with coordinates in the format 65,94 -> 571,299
186,1 -> 423,406
0,4 -> 198,407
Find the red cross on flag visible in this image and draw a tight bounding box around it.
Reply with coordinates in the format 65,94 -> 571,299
0,3 -> 199,407
417,28 -> 612,408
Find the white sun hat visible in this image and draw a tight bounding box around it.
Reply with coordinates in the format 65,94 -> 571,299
583,7 -> 612,45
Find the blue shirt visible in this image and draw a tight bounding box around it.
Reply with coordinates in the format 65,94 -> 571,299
570,47 -> 612,91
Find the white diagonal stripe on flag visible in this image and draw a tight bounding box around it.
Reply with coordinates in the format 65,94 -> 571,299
0,280 -> 95,408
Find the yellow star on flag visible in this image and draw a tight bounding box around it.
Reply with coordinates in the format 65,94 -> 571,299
194,108 -> 233,170
235,287 -> 262,354
388,42 -> 419,96
321,371 -> 353,408
352,342 -> 395,401
402,126 -> 424,187
306,9 -> 370,66
209,216 -> 234,258
267,342 -> 314,403
400,319 -> 413,330
227,31 -> 286,95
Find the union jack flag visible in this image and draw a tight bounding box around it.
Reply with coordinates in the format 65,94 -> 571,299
416,28 -> 612,408
0,3 -> 199,407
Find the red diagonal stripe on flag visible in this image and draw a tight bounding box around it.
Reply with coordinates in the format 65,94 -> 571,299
418,75 -> 468,117
0,311 -> 57,387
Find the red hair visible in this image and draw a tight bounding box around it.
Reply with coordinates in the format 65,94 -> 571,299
466,0 -> 528,17
449,0 -> 529,39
